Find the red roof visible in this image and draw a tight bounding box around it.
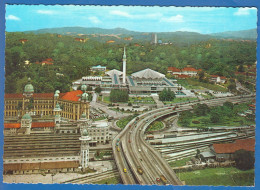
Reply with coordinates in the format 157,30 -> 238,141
211,75 -> 226,79
60,90 -> 83,102
5,94 -> 23,99
168,67 -> 181,72
33,93 -> 54,99
213,138 -> 255,154
44,58 -> 54,62
41,61 -> 53,65
31,122 -> 55,128
4,122 -> 55,129
177,74 -> 191,78
4,123 -> 21,129
182,67 -> 198,72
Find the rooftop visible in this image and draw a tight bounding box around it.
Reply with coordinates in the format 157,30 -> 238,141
131,68 -> 165,79
213,138 -> 255,154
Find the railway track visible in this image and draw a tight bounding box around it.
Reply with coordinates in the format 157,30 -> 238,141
112,95 -> 255,185
62,169 -> 119,184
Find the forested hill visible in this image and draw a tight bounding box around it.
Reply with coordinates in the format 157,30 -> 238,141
5,32 -> 256,94
210,28 -> 257,40
23,27 -> 257,41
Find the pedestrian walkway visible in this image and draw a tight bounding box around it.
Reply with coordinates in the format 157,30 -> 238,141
151,94 -> 164,108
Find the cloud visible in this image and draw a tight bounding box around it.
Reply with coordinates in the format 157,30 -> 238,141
88,16 -> 101,24
109,10 -> 162,19
234,8 -> 255,16
109,10 -> 133,18
6,15 -> 20,21
37,10 -> 56,15
160,15 -> 184,22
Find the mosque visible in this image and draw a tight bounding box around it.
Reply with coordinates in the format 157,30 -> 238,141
72,47 -> 179,94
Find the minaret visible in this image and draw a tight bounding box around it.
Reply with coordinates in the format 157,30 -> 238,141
21,113 -> 32,135
79,129 -> 91,170
122,46 -> 127,86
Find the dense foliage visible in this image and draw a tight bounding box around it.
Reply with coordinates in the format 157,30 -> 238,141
178,102 -> 254,127
159,88 -> 176,101
234,150 -> 255,170
109,89 -> 129,103
5,32 -> 256,93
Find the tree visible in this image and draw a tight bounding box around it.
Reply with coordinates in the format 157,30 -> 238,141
238,65 -> 245,72
228,83 -> 236,92
193,104 -> 210,116
198,71 -> 205,82
109,89 -> 129,103
210,108 -> 222,123
159,88 -> 175,101
234,149 -> 255,170
87,86 -> 93,91
95,86 -> 102,93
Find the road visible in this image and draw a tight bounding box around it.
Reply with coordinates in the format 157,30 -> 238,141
91,93 -> 130,119
112,95 -> 255,185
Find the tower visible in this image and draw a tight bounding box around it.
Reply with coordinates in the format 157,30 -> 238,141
79,129 -> 91,170
21,113 -> 32,135
80,92 -> 90,119
122,47 -> 127,86
22,78 -> 34,116
151,33 -> 157,44
53,103 -> 62,124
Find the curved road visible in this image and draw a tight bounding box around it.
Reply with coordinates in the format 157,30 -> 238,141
113,95 -> 255,185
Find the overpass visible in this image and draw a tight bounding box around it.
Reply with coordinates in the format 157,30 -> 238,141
112,95 -> 255,185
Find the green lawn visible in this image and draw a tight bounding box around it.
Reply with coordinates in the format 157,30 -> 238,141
163,97 -> 198,105
179,115 -> 255,128
102,96 -> 155,104
94,176 -> 121,184
147,121 -> 164,131
103,96 -> 111,104
177,167 -> 254,186
116,115 -> 136,129
169,157 -> 191,168
177,79 -> 228,92
93,116 -> 107,121
129,97 -> 155,104
178,103 -> 255,128
187,78 -> 228,92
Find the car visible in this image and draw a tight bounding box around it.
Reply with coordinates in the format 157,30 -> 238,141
138,149 -> 141,152
129,139 -> 131,143
156,178 -> 160,182
168,107 -> 171,109
153,116 -> 156,118
124,168 -> 127,173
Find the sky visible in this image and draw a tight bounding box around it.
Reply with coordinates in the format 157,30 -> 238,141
5,5 -> 257,34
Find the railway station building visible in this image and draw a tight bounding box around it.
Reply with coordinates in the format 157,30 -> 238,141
4,79 -> 90,121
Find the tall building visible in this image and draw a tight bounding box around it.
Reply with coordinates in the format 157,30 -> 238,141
79,129 -> 91,170
151,33 -> 157,44
122,46 -> 127,86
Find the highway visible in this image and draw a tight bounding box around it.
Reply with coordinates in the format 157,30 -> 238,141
112,95 -> 255,185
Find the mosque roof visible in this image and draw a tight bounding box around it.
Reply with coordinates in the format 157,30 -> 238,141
131,68 -> 165,79
105,69 -> 123,77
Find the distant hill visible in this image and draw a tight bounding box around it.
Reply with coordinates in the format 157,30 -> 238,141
24,27 -> 141,35
210,28 -> 257,40
23,27 -> 257,42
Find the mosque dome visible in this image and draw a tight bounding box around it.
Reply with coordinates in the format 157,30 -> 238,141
82,129 -> 88,136
81,84 -> 87,91
81,92 -> 88,100
54,93 -> 59,98
55,90 -> 60,94
22,113 -> 32,120
81,113 -> 87,119
55,103 -> 60,109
